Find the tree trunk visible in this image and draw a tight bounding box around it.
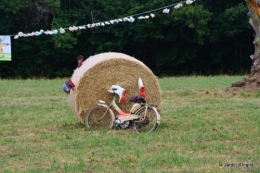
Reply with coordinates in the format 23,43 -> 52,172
246,0 -> 260,75
231,0 -> 260,89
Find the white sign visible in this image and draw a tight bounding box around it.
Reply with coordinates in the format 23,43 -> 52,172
0,35 -> 12,61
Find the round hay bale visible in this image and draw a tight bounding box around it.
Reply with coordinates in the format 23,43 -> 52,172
68,52 -> 161,123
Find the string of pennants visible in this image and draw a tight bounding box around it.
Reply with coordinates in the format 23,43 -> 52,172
13,0 -> 195,39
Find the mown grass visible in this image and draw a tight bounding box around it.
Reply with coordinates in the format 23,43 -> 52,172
0,76 -> 259,173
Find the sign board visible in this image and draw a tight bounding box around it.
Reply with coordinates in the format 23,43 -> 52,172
0,36 -> 11,61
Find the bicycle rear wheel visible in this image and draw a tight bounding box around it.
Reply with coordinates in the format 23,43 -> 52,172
134,106 -> 158,133
85,106 -> 113,130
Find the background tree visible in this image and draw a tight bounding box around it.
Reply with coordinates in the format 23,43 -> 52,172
245,0 -> 260,76
232,0 -> 260,88
0,0 -> 254,78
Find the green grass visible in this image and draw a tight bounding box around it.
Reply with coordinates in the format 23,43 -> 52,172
0,76 -> 259,173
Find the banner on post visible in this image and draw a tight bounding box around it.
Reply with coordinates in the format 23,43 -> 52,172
0,36 -> 12,61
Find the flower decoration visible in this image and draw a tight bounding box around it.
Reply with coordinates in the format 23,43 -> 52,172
18,32 -> 23,37
53,30 -> 58,34
138,15 -> 149,19
129,16 -> 135,23
163,8 -> 170,13
30,32 -> 35,36
69,26 -> 74,32
73,26 -> 78,30
35,31 -> 41,36
123,17 -> 129,22
186,0 -> 194,4
174,4 -> 183,9
12,0 -> 196,39
79,26 -> 86,29
44,31 -> 50,35
60,28 -> 65,34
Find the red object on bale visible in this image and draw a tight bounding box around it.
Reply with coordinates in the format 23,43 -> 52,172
139,86 -> 145,98
77,55 -> 84,68
138,78 -> 145,98
65,79 -> 75,88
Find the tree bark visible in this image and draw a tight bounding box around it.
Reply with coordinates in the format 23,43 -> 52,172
231,0 -> 260,88
245,0 -> 260,76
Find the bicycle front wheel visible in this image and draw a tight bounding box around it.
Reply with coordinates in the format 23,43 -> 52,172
134,106 -> 158,133
85,106 -> 113,130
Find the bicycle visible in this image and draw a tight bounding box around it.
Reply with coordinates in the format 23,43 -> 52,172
85,83 -> 160,133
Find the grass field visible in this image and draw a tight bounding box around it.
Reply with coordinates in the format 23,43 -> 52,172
0,76 -> 259,173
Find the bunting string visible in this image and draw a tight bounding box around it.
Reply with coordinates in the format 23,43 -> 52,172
13,0 -> 195,39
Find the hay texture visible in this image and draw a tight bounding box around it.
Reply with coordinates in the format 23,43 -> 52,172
68,52 -> 161,123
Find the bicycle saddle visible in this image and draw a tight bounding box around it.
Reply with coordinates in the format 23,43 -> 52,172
108,85 -> 127,104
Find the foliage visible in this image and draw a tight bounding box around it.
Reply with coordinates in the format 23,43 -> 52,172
0,0 -> 254,78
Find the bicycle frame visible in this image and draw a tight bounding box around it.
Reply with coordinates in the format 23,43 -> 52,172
85,80 -> 161,132
97,96 -> 141,123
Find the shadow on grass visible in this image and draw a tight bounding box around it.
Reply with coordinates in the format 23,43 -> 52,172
61,122 -> 86,130
59,121 -> 168,135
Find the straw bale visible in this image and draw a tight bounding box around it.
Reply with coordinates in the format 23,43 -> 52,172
68,52 -> 161,123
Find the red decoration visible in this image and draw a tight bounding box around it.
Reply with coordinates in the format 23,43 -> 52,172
77,55 -> 84,68
65,79 -> 75,88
